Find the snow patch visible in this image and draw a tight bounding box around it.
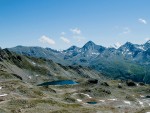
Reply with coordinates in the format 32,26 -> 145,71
114,42 -> 122,49
99,100 -> 105,102
31,62 -> 36,65
140,95 -> 145,98
108,99 -> 117,101
91,52 -> 99,55
137,46 -> 145,51
139,101 -> 144,107
124,101 -> 131,105
0,87 -> 2,90
72,93 -> 77,96
80,93 -> 92,98
77,99 -> 82,102
118,83 -> 122,85
128,52 -> 132,55
73,93 -> 92,99
28,76 -> 32,79
126,49 -> 129,52
0,94 -> 7,97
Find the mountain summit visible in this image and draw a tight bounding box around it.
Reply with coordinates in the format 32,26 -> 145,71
82,41 -> 96,50
146,40 -> 150,44
66,45 -> 79,51
82,41 -> 105,53
83,41 -> 96,47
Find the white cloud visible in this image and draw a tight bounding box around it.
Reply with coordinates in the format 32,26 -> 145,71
138,18 -> 147,24
70,28 -> 81,35
73,36 -> 86,43
117,27 -> 131,36
60,36 -> 70,44
39,35 -> 55,45
123,27 -> 130,34
145,37 -> 150,41
61,32 -> 66,35
114,42 -> 122,49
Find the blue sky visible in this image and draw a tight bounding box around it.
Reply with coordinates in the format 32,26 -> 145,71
0,0 -> 150,50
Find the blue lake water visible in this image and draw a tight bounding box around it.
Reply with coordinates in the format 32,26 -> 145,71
38,80 -> 78,86
87,102 -> 97,104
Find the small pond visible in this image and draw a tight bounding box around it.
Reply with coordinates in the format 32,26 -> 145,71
87,102 -> 97,104
146,95 -> 150,98
38,80 -> 78,86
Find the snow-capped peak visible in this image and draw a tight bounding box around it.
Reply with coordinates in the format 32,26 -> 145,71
114,42 -> 122,49
146,40 -> 150,44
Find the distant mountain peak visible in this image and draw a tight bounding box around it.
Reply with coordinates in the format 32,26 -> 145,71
83,41 -> 96,48
81,41 -> 105,53
67,45 -> 79,51
120,42 -> 133,48
146,40 -> 150,44
114,42 -> 122,49
85,41 -> 96,45
118,42 -> 136,51
16,45 -> 23,47
124,41 -> 133,45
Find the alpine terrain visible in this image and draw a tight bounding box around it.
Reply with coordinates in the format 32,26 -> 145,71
0,41 -> 149,113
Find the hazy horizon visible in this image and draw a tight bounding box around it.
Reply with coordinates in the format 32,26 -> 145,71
2,39 -> 150,51
1,0 -> 150,49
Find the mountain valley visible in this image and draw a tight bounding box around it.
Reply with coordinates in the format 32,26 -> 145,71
0,42 -> 149,113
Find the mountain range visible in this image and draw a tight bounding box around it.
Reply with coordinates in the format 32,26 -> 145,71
8,40 -> 150,83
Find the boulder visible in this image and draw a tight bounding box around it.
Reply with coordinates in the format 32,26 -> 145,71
126,80 -> 136,86
146,95 -> 150,98
103,89 -> 111,94
101,82 -> 109,86
118,83 -> 122,88
88,79 -> 98,84
139,82 -> 145,86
